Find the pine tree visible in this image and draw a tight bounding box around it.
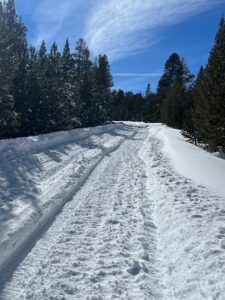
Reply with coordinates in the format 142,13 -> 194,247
202,16 -> 225,151
0,1 -> 15,137
36,41 -> 49,133
0,0 -> 27,138
7,0 -> 28,135
61,39 -> 80,129
156,53 -> 182,123
158,53 -> 194,128
73,39 -> 93,126
110,89 -> 131,121
158,53 -> 183,126
144,83 -> 159,122
192,66 -> 209,144
13,44 -> 29,136
24,46 -> 41,135
45,42 -> 63,132
93,54 -> 113,124
145,83 -> 152,100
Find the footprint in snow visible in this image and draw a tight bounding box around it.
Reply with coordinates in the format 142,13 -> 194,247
107,219 -> 120,225
220,240 -> 225,250
127,261 -> 141,276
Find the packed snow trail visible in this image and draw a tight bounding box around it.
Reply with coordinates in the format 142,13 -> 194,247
0,126 -> 163,299
1,123 -> 225,299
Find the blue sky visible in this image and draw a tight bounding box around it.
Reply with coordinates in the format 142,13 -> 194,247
14,0 -> 225,93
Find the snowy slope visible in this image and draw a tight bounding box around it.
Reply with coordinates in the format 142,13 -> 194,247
0,122 -> 225,299
151,124 -> 225,198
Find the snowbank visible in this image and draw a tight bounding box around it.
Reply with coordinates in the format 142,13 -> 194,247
151,124 -> 225,198
0,123 -> 127,156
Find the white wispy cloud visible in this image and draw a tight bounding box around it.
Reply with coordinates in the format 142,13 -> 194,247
31,0 -> 91,47
32,0 -> 73,46
85,0 -> 223,61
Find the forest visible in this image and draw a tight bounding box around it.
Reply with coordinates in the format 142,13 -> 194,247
0,0 -> 225,152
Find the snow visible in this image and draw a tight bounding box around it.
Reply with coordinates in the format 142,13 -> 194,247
141,124 -> 225,299
0,122 -> 225,299
151,124 -> 225,198
0,123 -> 138,278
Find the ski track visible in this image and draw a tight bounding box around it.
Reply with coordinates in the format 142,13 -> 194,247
1,124 -> 225,299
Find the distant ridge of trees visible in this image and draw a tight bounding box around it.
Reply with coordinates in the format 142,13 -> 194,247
0,1 -> 224,152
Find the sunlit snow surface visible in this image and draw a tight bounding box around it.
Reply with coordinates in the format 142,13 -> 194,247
0,122 -> 225,299
154,124 -> 225,198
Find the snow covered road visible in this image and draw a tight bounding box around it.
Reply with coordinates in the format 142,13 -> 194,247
1,125 -> 162,299
1,123 -> 225,299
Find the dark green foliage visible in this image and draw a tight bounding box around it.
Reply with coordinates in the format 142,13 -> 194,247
157,53 -> 194,129
36,41 -> 49,134
0,0 -> 27,137
110,90 -> 147,122
145,83 -> 152,99
73,39 -> 95,127
205,16 -> 225,151
192,66 -> 209,143
110,90 -> 126,121
61,39 -> 80,130
45,42 -> 63,132
0,2 -> 114,139
144,83 -> 156,122
143,83 -> 159,123
93,55 -> 113,124
191,16 -> 225,151
24,46 -> 41,135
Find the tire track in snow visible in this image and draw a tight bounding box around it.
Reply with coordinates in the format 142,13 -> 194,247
0,124 -> 137,290
1,126 -> 163,300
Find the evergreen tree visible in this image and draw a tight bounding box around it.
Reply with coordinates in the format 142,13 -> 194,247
24,46 -> 41,135
191,66 -> 209,144
110,90 -> 126,121
145,83 -> 152,100
0,0 -> 27,138
7,0 -> 28,135
46,42 -> 63,132
158,53 -> 183,126
158,53 -> 194,128
73,39 -> 93,126
61,39 -> 80,129
93,54 -> 113,124
202,16 -> 225,151
0,1 -> 15,137
13,42 -> 29,136
144,83 -> 159,122
36,41 -> 49,133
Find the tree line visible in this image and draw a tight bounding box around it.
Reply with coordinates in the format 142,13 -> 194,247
0,1 -> 224,152
0,0 -> 113,138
